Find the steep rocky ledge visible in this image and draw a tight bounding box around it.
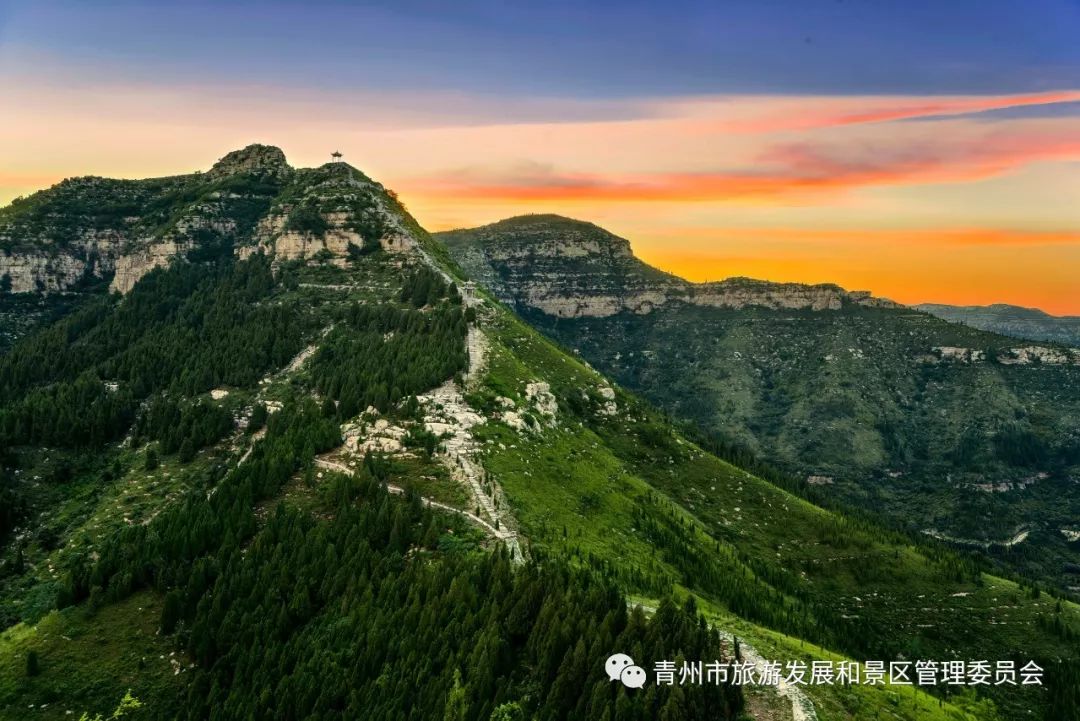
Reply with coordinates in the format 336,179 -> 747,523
0,144 -> 419,297
208,144 -> 291,180
438,214 -> 899,318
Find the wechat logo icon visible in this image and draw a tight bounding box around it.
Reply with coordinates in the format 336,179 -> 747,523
606,653 -> 647,689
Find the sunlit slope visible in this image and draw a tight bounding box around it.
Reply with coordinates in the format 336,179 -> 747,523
466,307 -> 1079,719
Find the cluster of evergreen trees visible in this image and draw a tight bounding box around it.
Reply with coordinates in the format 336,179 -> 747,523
310,301 -> 467,418
1047,660 -> 1080,721
9,253 -> 741,718
179,499 -> 744,720
399,266 -> 462,308
0,255 -> 310,448
0,373 -> 136,447
132,394 -> 234,462
0,477 -> 23,540
62,399 -> 341,607
49,386 -> 744,719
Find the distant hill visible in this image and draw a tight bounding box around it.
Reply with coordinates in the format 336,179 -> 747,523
916,302 -> 1080,346
440,214 -> 899,318
440,214 -> 1080,593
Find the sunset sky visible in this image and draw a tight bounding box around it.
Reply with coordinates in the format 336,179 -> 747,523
1,1 -> 1078,312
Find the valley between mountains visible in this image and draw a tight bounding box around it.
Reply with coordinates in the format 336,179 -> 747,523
0,146 -> 1078,720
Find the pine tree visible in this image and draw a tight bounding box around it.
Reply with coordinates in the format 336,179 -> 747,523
178,439 -> 195,464
160,590 -> 182,634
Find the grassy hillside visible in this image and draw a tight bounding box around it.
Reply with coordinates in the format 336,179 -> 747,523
471,305 -> 1079,720
0,242 -> 747,720
441,215 -> 1080,595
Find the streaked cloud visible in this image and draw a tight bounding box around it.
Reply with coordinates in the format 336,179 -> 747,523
400,120 -> 1080,204
691,90 -> 1080,134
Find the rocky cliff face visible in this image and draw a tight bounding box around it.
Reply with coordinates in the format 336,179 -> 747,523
236,162 -> 418,263
0,228 -> 124,293
208,144 -> 291,180
438,215 -> 899,318
445,216 -> 1080,598
0,174 -> 184,294
110,238 -> 195,293
0,145 -> 420,298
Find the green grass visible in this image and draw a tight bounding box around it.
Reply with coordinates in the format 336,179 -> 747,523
471,308 -> 1079,719
383,455 -> 473,509
443,215 -> 1080,594
0,445 -> 227,626
688,595 -> 992,721
3,210 -> 1076,719
0,591 -> 183,721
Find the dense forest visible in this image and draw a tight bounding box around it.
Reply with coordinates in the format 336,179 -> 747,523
0,248 -> 742,720
6,389 -> 746,719
0,255 -> 309,448
310,269 -> 468,418
174,470 -> 744,721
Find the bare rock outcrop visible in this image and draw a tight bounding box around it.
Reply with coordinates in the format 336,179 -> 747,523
0,144 -> 422,297
440,215 -> 900,319
208,144 -> 292,180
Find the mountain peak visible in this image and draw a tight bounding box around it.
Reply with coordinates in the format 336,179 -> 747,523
209,144 -> 292,179
442,213 -> 637,260
438,215 -> 899,318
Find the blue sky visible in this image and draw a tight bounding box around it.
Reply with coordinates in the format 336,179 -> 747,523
2,0 -> 1078,98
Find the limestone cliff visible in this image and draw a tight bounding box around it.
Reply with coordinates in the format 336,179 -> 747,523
0,145 -> 422,297
235,162 -> 417,263
438,214 -> 899,318
208,144 -> 291,180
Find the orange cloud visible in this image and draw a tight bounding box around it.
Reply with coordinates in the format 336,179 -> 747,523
400,125 -> 1080,205
708,90 -> 1080,134
652,226 -> 1080,248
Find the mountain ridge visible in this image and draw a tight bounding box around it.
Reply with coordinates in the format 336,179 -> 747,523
439,213 -> 1080,596
439,214 -> 900,318
0,144 -> 430,299
916,302 -> 1080,346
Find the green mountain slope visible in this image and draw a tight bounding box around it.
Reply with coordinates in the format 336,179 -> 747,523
439,215 -> 1080,594
915,303 -> 1080,347
1,152 -> 1077,720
